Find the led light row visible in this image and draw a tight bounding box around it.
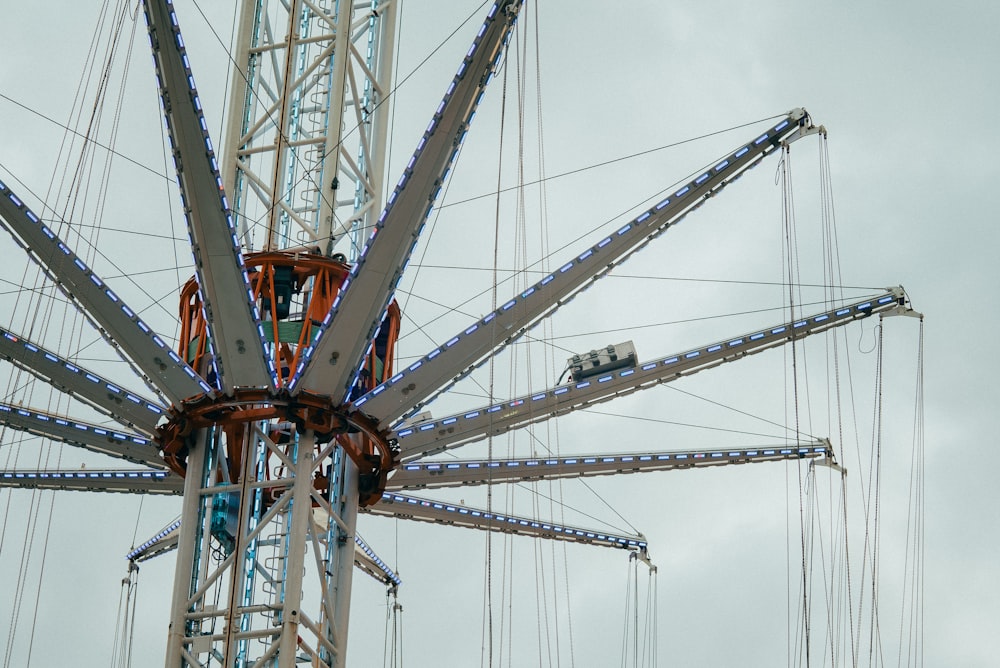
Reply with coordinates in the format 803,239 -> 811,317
400,446 -> 830,473
0,180 -> 212,394
0,326 -> 163,416
353,113 -> 806,412
289,0 -> 519,394
380,493 -> 646,548
0,469 -> 168,481
354,535 -> 402,587
0,402 -> 152,446
392,292 -> 898,441
145,1 -> 276,387
126,519 -> 182,561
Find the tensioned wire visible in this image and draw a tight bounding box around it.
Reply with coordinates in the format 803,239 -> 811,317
0,2 -> 140,666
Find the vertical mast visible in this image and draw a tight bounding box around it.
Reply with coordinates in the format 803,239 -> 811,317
221,0 -> 398,258
166,1 -> 397,666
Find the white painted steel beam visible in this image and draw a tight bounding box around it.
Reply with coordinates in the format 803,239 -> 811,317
351,109 -> 817,425
128,519 -> 182,562
353,534 -> 401,588
0,324 -> 165,434
0,179 -> 209,405
291,0 -> 524,402
142,0 -> 276,393
0,468 -> 181,494
365,492 -> 646,551
393,289 -> 908,460
0,401 -> 164,467
387,441 -> 833,490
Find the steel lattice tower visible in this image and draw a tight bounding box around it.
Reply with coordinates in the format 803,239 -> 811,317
0,1 -> 919,666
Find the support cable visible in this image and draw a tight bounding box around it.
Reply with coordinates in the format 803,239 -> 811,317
779,144 -> 811,667
3,5 -> 141,666
481,38 -> 512,668
111,561 -> 140,668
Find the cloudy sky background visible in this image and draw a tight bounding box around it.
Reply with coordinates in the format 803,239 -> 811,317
0,0 -> 997,666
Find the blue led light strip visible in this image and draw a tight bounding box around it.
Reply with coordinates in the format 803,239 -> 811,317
0,324 -> 165,434
389,442 -> 832,489
0,179 -> 210,404
126,519 -> 182,562
0,470 -> 170,481
0,468 -> 179,495
353,535 -> 402,587
367,492 -> 647,550
352,110 -> 815,424
289,0 -> 523,400
393,289 -> 905,460
141,0 -> 276,392
0,401 -> 164,467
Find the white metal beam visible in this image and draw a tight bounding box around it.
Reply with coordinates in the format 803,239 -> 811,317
0,401 -> 164,467
129,519 -> 182,562
0,178 -> 210,405
290,0 -> 524,402
364,492 -> 646,551
392,289 -> 908,460
353,533 -> 401,588
0,468 -> 181,495
387,441 -> 833,490
350,110 -> 817,425
0,323 -> 165,434
125,512 -> 400,591
142,0 -> 276,393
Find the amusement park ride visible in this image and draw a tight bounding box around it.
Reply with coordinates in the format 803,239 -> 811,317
0,0 -> 916,666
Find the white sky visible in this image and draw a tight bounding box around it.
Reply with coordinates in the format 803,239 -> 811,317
0,1 -> 997,666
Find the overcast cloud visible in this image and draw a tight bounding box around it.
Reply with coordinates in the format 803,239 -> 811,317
0,1 -> 997,666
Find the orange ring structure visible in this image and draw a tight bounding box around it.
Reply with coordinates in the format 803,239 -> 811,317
166,250 -> 401,506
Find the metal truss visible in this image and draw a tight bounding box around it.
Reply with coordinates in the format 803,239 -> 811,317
0,0 -> 919,665
163,428 -> 358,667
222,0 -> 398,257
123,516 -> 401,589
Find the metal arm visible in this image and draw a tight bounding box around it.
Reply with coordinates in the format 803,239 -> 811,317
0,179 -> 210,405
351,109 -> 817,425
393,288 -> 907,460
0,324 -> 165,434
0,468 -> 180,495
387,440 -> 833,489
128,520 -> 182,562
123,516 -> 401,588
142,0 -> 276,393
364,492 -> 647,551
0,401 -> 164,468
354,534 -> 402,588
290,0 -> 524,401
